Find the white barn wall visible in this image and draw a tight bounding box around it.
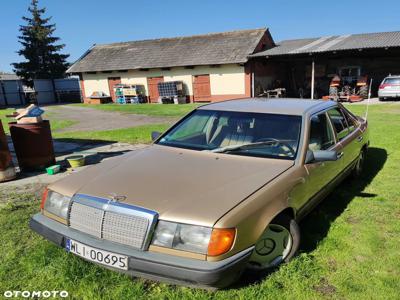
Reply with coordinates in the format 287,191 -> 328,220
82,73 -> 110,96
208,64 -> 245,95
82,64 -> 246,98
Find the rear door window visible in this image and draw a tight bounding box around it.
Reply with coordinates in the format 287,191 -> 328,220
327,108 -> 349,141
342,110 -> 358,133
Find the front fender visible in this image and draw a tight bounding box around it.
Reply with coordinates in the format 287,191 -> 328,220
209,167 -> 302,262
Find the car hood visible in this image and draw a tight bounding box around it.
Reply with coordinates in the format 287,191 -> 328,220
49,145 -> 294,226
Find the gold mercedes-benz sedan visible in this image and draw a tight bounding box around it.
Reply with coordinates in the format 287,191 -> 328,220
30,98 -> 369,288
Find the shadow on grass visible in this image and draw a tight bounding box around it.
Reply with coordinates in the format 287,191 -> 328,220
300,147 -> 387,252
235,147 -> 387,289
52,137 -> 117,155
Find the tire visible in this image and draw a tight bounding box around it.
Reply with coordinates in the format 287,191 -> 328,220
351,148 -> 366,178
329,86 -> 338,97
359,85 -> 369,99
247,213 -> 300,271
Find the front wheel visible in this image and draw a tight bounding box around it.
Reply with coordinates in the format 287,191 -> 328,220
247,214 -> 300,271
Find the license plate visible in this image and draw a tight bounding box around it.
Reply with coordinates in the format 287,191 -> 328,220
66,239 -> 128,270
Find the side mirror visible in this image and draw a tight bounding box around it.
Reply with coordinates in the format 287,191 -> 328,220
305,150 -> 338,164
151,131 -> 161,141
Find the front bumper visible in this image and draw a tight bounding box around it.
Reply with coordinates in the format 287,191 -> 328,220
30,213 -> 253,289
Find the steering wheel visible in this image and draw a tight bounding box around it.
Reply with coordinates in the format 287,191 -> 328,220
255,137 -> 296,157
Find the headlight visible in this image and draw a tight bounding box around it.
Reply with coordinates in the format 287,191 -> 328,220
151,221 -> 177,248
151,221 -> 212,254
151,221 -> 236,256
43,190 -> 72,221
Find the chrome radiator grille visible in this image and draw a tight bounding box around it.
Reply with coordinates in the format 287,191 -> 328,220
69,202 -> 103,238
103,211 -> 148,248
68,194 -> 158,250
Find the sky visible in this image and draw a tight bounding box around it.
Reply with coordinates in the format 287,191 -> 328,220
1,0 -> 399,72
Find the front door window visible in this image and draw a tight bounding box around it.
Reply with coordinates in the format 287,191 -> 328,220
308,113 -> 335,151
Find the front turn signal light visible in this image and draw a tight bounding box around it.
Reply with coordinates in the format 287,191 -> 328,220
207,228 -> 236,256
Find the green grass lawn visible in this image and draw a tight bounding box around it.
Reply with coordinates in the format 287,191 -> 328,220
50,103 -> 196,143
53,124 -> 170,144
2,103 -> 197,141
0,104 -> 399,299
0,108 -> 76,134
75,103 -> 200,117
0,108 -> 16,133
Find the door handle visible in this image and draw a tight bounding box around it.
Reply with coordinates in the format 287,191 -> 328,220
357,136 -> 363,142
337,152 -> 344,159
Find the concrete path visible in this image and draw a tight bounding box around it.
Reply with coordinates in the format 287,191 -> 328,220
45,105 -> 175,132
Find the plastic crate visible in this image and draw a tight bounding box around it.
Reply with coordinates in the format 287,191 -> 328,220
158,81 -> 185,97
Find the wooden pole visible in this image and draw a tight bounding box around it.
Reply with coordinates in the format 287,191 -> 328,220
311,60 -> 315,99
251,72 -> 255,97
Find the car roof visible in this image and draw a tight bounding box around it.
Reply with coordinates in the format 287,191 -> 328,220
198,98 -> 335,116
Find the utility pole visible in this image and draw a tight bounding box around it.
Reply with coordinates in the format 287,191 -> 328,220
311,60 -> 315,99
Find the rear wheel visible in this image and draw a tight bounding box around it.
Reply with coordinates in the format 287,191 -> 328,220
247,214 -> 300,271
352,148 -> 366,178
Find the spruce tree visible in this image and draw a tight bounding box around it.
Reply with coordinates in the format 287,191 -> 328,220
12,0 -> 69,87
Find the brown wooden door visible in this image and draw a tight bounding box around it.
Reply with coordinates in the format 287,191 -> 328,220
193,74 -> 211,102
147,77 -> 164,103
107,77 -> 121,102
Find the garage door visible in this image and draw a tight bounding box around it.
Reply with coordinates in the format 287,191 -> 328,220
193,74 -> 211,102
147,77 -> 164,103
107,77 -> 121,102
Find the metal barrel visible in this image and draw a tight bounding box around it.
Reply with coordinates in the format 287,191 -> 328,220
0,120 -> 16,181
9,120 -> 55,171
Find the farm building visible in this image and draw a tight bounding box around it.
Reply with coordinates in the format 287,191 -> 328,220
0,73 -> 25,106
66,28 -> 274,103
0,73 -> 80,106
250,31 -> 400,99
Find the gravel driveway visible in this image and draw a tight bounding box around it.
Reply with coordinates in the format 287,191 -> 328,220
45,105 -> 175,132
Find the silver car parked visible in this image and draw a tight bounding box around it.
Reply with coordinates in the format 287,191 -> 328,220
378,75 -> 400,100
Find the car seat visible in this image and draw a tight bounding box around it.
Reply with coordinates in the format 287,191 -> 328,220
210,118 -> 254,147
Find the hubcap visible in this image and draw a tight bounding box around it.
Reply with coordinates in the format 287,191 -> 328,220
248,224 -> 292,270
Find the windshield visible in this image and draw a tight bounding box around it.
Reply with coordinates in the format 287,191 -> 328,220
157,110 -> 302,160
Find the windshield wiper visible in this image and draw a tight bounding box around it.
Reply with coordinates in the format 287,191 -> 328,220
209,139 -> 292,153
